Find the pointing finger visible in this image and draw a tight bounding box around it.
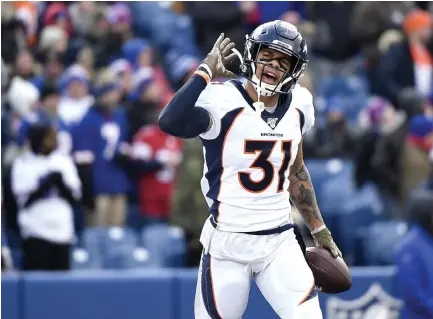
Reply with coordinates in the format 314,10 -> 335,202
213,33 -> 224,50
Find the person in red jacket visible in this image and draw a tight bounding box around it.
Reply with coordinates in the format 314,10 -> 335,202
132,124 -> 183,225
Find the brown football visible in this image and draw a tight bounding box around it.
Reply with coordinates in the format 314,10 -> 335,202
306,247 -> 352,294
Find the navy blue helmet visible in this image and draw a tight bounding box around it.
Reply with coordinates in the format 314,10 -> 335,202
241,20 -> 308,96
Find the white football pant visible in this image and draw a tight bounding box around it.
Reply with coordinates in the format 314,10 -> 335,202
194,219 -> 322,319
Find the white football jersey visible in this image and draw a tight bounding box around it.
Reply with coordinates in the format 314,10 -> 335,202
196,80 -> 315,232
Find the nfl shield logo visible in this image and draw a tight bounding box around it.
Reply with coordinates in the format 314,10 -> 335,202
327,283 -> 402,319
266,118 -> 278,129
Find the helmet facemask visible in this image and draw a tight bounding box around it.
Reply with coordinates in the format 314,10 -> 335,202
243,39 -> 307,97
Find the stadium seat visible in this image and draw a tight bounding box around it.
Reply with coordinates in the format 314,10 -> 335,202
81,227 -> 105,260
141,224 -> 187,267
120,247 -> 152,269
317,75 -> 369,125
80,227 -> 141,269
99,227 -> 139,269
305,159 -> 353,206
332,183 -> 384,265
71,248 -> 102,270
362,221 -> 408,266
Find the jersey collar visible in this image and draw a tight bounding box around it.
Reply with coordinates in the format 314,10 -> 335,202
229,79 -> 292,130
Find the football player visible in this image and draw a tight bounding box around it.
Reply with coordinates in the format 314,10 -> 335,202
159,21 -> 341,319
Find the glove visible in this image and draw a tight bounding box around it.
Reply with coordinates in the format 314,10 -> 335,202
201,33 -> 237,80
312,227 -> 342,258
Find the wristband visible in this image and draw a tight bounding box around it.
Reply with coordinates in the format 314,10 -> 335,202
198,63 -> 213,79
311,225 -> 327,235
193,70 -> 210,84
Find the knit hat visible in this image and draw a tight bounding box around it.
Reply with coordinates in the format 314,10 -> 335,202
132,67 -> 154,97
58,64 -> 90,92
408,115 -> 433,152
109,59 -> 132,76
365,96 -> 392,125
403,10 -> 432,34
122,38 -> 151,67
106,3 -> 131,25
409,115 -> 433,138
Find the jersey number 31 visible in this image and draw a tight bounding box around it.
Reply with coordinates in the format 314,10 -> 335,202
238,140 -> 292,193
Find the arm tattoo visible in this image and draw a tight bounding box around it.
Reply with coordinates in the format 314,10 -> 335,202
289,164 -> 324,230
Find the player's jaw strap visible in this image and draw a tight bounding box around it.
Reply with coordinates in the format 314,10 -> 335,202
210,217 -> 295,235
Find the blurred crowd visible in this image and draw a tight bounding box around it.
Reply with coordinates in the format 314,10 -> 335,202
1,1 -> 433,282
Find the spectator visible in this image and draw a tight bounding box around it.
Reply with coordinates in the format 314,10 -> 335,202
109,58 -> 133,103
304,101 -> 356,159
122,39 -> 174,107
68,2 -> 97,38
305,2 -> 360,90
126,68 -> 162,138
377,10 -> 433,107
428,148 -> 433,189
38,26 -> 68,56
89,3 -> 133,68
128,1 -> 201,87
31,51 -> 65,92
43,3 -> 72,37
106,3 -> 133,41
76,47 -> 95,79
185,2 -> 246,57
350,1 -> 413,95
1,3 -> 29,64
13,50 -> 35,80
400,114 -> 433,203
57,64 -> 94,125
397,87 -> 428,119
354,97 -> 408,214
11,124 -> 81,271
72,69 -> 129,226
84,7 -> 111,69
132,124 -> 183,227
395,190 -> 433,319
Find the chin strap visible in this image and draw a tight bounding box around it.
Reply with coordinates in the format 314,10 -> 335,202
253,86 -> 265,115
232,47 -> 264,115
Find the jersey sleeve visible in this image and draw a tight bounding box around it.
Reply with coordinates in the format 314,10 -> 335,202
195,84 -> 224,140
11,159 -> 37,196
49,153 -> 82,198
297,87 -> 315,135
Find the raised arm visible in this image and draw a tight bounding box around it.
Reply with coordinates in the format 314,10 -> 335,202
159,33 -> 237,139
289,139 -> 342,258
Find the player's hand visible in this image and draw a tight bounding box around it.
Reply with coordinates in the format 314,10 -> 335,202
202,33 -> 237,79
312,227 -> 342,258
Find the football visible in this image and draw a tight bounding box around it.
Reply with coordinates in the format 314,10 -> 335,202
306,247 -> 352,294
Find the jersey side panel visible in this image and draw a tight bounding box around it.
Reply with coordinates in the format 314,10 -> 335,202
200,107 -> 245,222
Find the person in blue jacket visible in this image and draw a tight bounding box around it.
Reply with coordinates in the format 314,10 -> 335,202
71,69 -> 130,227
395,190 -> 433,319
